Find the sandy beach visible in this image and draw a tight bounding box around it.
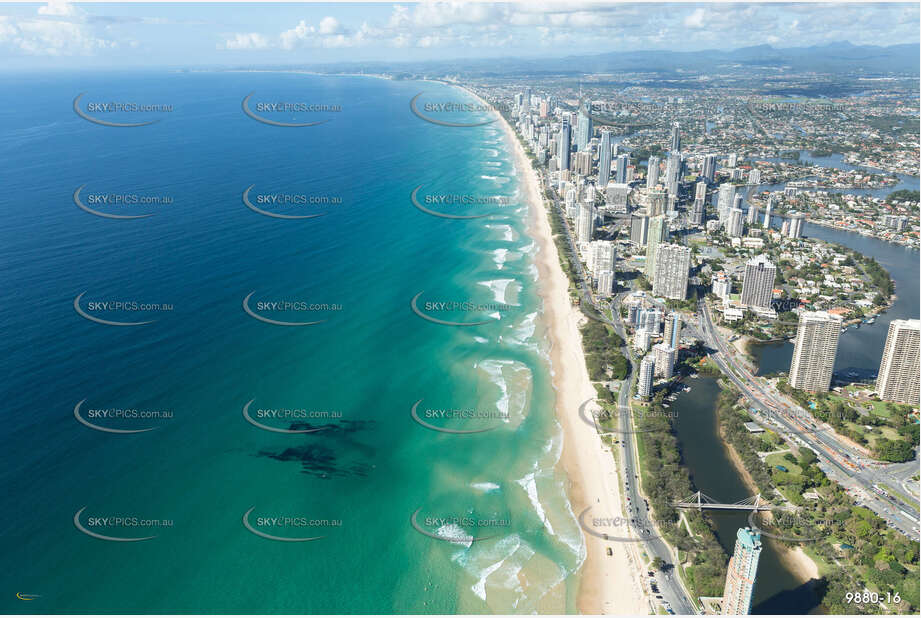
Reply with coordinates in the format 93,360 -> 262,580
473,91 -> 648,613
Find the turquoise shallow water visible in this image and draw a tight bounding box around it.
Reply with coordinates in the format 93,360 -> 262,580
0,73 -> 582,613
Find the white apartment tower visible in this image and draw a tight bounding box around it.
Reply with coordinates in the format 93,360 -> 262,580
653,244 -> 691,300
789,311 -> 843,392
740,256 -> 776,310
876,319 -> 920,405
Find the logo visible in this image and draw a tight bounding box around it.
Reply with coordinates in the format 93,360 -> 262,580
241,93 -> 332,128
73,184 -> 156,220
409,399 -> 503,434
242,507 -> 331,542
72,93 -> 162,127
241,185 -> 328,220
410,291 -> 503,327
73,292 -> 159,326
409,507 -> 504,543
16,593 -> 40,601
409,92 -> 498,128
242,291 -> 328,326
577,506 -> 665,542
73,507 -> 158,542
73,399 -> 159,434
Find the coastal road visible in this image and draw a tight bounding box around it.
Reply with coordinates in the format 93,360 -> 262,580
697,302 -> 920,541
540,172 -> 700,614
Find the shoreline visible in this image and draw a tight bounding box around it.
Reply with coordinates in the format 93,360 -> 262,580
460,84 -> 648,614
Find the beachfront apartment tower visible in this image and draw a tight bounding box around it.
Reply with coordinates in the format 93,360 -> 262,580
588,240 -> 616,276
577,204 -> 595,243
740,255 -> 776,310
652,244 -> 691,300
645,215 -> 668,279
670,122 -> 681,152
614,154 -> 630,184
876,319 -> 921,405
789,311 -> 843,392
598,130 -> 613,187
638,355 -> 656,398
559,117 -> 571,171
721,527 -> 763,615
787,213 -> 805,239
597,270 -> 615,298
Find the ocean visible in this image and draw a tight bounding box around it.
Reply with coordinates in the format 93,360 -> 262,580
0,72 -> 583,613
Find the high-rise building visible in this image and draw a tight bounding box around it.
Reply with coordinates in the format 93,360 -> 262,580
635,328 -> 652,352
727,152 -> 738,168
646,155 -> 660,189
690,198 -> 705,225
614,153 -> 630,184
695,181 -> 707,201
717,184 -> 736,224
648,189 -> 667,217
727,207 -> 744,238
763,196 -> 773,227
876,319 -> 920,405
789,311 -> 843,392
653,343 -> 676,379
631,212 -> 650,246
576,107 -> 592,151
573,150 -> 592,176
588,240 -> 616,275
788,213 -> 804,239
638,355 -> 656,398
598,129 -> 613,187
665,153 -> 681,197
746,203 -> 759,225
702,154 -> 718,182
645,215 -> 667,278
576,204 -> 595,243
740,256 -> 776,310
721,527 -> 762,615
653,244 -> 691,300
748,169 -> 761,185
664,312 -> 681,348
605,183 -> 630,212
669,122 -> 681,152
597,270 -> 615,298
559,117 -> 571,171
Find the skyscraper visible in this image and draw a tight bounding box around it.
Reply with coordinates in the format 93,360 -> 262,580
727,207 -> 744,238
645,215 -> 667,278
576,107 -> 592,151
695,181 -> 707,201
789,311 -> 843,392
741,255 -> 776,310
702,154 -> 718,182
614,153 -> 630,184
597,270 -> 615,298
690,198 -> 705,225
598,129 -> 613,187
664,312 -> 681,348
721,528 -> 762,615
631,212 -> 650,246
787,213 -> 804,239
653,343 -> 676,379
763,196 -> 773,227
652,244 -> 691,300
748,169 -> 761,185
559,117 -> 571,171
646,155 -> 660,189
648,189 -> 666,217
669,122 -> 681,152
638,355 -> 656,398
746,203 -> 759,225
876,319 -> 920,405
588,240 -> 616,275
717,184 -> 736,224
577,204 -> 595,243
665,152 -> 681,197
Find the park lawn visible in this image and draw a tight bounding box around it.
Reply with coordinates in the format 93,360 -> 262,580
765,453 -> 802,475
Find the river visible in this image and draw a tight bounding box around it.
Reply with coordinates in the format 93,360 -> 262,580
673,377 -> 823,614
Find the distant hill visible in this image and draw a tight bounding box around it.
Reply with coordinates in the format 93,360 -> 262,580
300,41 -> 920,77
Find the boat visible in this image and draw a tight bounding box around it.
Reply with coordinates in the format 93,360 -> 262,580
867,317 -> 876,324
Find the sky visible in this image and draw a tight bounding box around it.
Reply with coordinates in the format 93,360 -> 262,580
0,1 -> 919,69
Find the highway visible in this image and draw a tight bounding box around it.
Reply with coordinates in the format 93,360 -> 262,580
697,301 -> 920,541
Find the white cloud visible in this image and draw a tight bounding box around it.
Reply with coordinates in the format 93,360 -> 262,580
222,32 -> 269,50
0,3 -> 118,56
683,8 -> 706,29
37,1 -> 77,18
